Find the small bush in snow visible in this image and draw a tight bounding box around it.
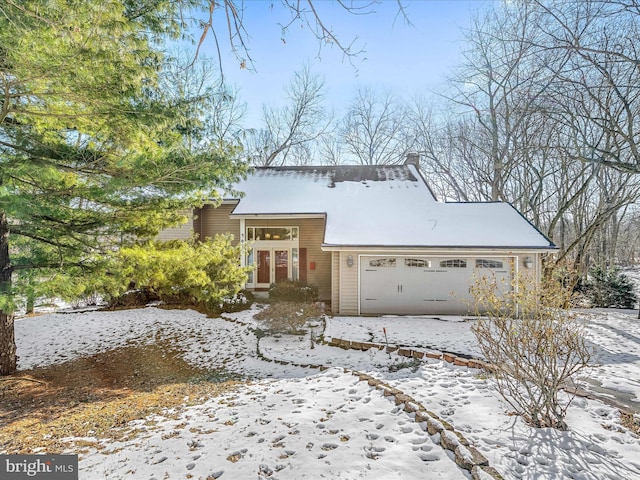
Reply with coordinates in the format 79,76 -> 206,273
268,280 -> 318,303
471,273 -> 593,430
219,289 -> 254,313
254,302 -> 323,334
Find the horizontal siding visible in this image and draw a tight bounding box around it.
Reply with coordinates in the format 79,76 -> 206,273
331,252 -> 340,314
200,204 -> 241,244
157,213 -> 193,241
339,251 -> 359,315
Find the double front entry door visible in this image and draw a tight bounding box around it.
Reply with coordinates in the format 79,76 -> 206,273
256,249 -> 289,286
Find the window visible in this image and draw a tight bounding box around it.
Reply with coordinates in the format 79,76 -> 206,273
369,258 -> 396,267
246,226 -> 298,241
440,259 -> 467,268
405,258 -> 431,268
476,259 -> 503,269
246,249 -> 254,284
292,248 -> 299,281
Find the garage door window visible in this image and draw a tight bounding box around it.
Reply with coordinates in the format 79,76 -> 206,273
476,259 -> 503,268
405,258 -> 431,268
440,259 -> 467,268
369,258 -> 396,267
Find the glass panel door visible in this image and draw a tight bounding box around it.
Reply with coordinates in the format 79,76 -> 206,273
257,250 -> 271,284
275,250 -> 289,282
256,249 -> 290,285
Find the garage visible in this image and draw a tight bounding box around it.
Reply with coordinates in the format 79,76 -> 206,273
359,255 -> 513,315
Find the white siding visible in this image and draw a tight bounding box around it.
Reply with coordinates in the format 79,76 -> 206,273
334,249 -> 540,316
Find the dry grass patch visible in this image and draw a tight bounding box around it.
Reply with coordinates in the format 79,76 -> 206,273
0,340 -> 242,454
620,411 -> 640,435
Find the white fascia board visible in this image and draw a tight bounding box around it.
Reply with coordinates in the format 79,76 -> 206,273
200,199 -> 239,206
231,213 -> 326,220
320,245 -> 557,254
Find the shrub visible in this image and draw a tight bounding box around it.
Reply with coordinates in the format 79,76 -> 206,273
108,287 -> 159,309
253,302 -> 323,334
471,273 -> 593,430
219,289 -> 254,313
268,280 -> 319,303
578,266 -> 637,309
106,234 -> 252,309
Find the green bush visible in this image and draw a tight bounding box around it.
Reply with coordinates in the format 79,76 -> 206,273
579,266 -> 637,309
268,280 -> 319,303
105,234 -> 252,309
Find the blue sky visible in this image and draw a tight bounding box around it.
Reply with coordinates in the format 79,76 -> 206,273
198,1 -> 489,127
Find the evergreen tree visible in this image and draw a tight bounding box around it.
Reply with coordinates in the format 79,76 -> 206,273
582,266 -> 638,309
0,1 -> 246,374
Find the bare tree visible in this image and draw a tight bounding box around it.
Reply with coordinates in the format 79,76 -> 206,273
190,0 -> 409,71
245,66 -> 331,166
316,134 -> 347,166
444,3 -> 563,202
530,0 -> 640,174
436,1 -> 640,281
160,51 -> 247,151
341,86 -> 414,165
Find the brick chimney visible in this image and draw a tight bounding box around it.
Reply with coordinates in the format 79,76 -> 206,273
404,153 -> 420,167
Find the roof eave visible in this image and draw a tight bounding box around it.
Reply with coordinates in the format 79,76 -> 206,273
321,243 -> 558,251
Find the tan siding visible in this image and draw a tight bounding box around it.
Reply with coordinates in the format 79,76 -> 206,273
246,218 -> 331,301
200,204 -> 241,244
157,212 -> 193,241
192,207 -> 202,238
339,251 -> 360,315
518,254 -> 539,291
331,252 -> 340,313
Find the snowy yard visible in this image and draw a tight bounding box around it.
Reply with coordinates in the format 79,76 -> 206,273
5,305 -> 640,479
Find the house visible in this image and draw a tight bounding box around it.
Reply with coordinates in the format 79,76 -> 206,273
160,158 -> 556,315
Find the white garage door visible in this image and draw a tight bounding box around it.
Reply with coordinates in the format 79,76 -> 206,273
359,256 -> 512,315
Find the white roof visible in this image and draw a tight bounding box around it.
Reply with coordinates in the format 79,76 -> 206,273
228,166 -> 555,250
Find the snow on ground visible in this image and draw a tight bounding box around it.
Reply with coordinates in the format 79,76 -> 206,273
81,369 -> 466,479
16,306 -> 309,379
324,315 -> 481,357
581,309 -> 640,407
382,364 -> 640,480
12,305 -> 640,479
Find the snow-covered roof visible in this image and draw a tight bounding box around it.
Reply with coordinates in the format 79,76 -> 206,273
228,165 -> 555,250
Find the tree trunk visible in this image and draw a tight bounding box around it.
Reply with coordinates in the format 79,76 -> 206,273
26,295 -> 34,315
0,210 -> 16,375
0,311 -> 16,375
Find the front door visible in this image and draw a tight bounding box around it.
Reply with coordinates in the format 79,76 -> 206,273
275,250 -> 289,282
257,250 -> 271,285
256,248 -> 290,287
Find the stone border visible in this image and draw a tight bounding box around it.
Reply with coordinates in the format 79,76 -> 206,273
217,312 -> 502,478
220,309 -> 637,479
356,371 -> 504,480
324,336 -> 639,416
323,337 -> 494,371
